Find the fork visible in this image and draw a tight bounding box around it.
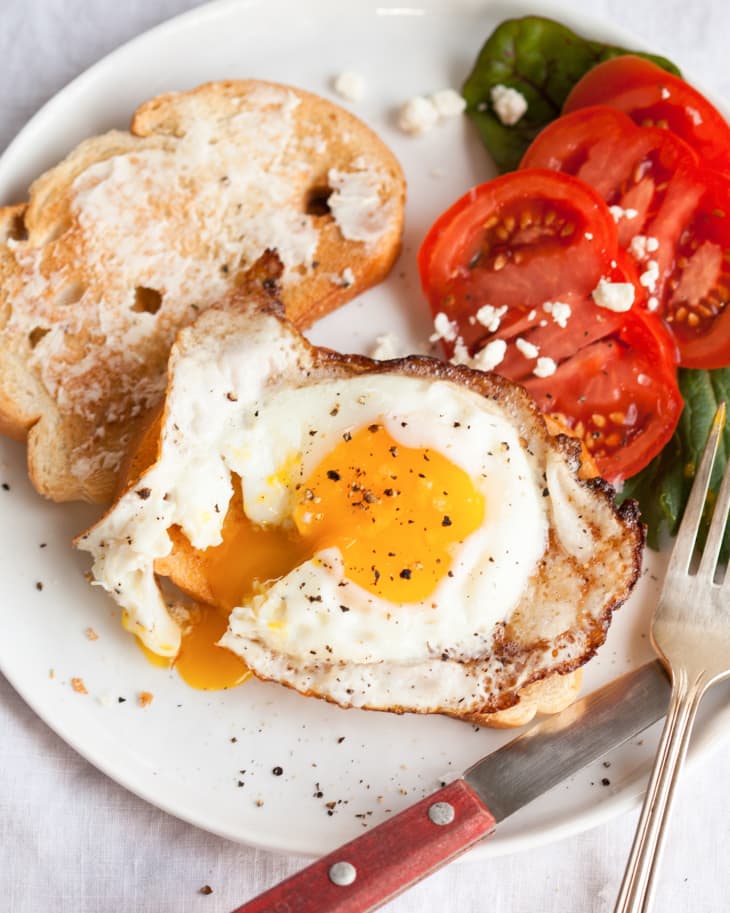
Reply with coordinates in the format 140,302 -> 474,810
614,402 -> 730,913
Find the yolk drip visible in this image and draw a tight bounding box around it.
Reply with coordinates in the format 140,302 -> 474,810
174,604 -> 252,690
293,423 -> 485,602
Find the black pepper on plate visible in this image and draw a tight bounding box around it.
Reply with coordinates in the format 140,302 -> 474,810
272,766 -> 283,776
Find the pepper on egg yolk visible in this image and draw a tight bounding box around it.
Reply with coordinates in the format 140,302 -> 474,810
292,423 -> 486,602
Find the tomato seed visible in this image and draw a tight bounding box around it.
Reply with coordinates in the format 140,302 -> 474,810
591,413 -> 606,428
544,211 -> 556,226
493,254 -> 507,271
687,312 -> 700,327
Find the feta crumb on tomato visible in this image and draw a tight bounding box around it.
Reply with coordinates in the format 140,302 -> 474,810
472,339 -> 507,371
592,278 -> 635,312
639,260 -> 660,292
584,231 -> 594,240
609,205 -> 639,223
533,356 -> 557,378
430,89 -> 466,118
490,84 -> 528,126
430,312 -> 459,343
515,337 -> 539,359
475,304 -> 508,331
398,96 -> 439,134
647,296 -> 660,312
333,71 -> 366,102
629,234 -> 659,260
542,300 -> 571,328
661,87 -> 671,100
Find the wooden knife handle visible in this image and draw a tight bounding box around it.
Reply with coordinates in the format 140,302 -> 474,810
229,779 -> 496,913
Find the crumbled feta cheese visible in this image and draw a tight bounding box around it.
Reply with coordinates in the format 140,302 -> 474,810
542,300 -> 572,329
430,311 -> 459,343
370,332 -> 404,360
584,231 -> 594,240
661,87 -> 671,100
592,278 -> 635,312
515,337 -> 539,359
533,356 -> 557,378
629,234 -> 659,260
333,71 -> 366,102
398,96 -> 439,134
430,89 -> 466,119
639,260 -> 660,293
490,84 -> 528,126
647,296 -> 659,312
527,309 -> 537,321
450,337 -> 471,365
472,339 -> 507,371
609,205 -> 639,223
340,267 -> 355,288
475,304 -> 508,332
637,373 -> 651,386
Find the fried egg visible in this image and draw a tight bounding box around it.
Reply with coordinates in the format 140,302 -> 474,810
77,286 -> 643,716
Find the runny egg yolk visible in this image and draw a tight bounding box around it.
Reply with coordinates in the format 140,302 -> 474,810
293,423 -> 486,602
140,419 -> 485,687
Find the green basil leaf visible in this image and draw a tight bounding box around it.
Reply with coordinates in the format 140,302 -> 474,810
463,16 -> 681,173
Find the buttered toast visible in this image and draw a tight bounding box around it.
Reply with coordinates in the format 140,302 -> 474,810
0,80 -> 405,503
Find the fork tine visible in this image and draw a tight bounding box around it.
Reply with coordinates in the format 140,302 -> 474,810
698,439 -> 730,581
666,402 -> 726,578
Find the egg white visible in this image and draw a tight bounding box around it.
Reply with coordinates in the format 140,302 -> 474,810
79,307 -> 548,667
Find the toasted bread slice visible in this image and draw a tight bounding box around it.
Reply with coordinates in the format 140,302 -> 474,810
0,80 -> 405,503
77,267 -> 643,725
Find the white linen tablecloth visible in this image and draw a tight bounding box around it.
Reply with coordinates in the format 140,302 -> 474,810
1,1 -> 729,910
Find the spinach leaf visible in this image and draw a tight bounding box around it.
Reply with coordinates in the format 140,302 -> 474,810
620,367 -> 730,556
463,16 -> 681,173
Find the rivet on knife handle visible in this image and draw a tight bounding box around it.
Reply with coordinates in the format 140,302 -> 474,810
228,779 -> 496,913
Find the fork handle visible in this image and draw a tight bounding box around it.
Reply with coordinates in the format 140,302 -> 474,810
613,668 -> 707,913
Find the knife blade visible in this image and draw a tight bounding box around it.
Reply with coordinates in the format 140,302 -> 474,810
230,661 -> 671,913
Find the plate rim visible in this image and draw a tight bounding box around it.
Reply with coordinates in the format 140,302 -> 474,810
1,0 -> 728,861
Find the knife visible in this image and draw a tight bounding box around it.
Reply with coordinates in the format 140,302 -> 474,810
230,661 -> 671,913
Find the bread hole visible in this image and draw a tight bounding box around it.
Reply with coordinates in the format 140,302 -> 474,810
28,327 -> 49,349
305,185 -> 332,217
132,287 -> 163,314
8,210 -> 29,242
56,281 -> 85,307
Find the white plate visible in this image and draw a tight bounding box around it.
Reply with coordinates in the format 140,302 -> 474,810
1,0 -> 729,860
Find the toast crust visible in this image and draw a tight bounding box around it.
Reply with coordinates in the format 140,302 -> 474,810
0,80 -> 405,503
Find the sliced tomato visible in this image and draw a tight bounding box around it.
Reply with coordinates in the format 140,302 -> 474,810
563,55 -> 730,174
652,171 -> 730,368
523,309 -> 682,485
417,169 -> 680,481
521,106 -> 730,368
520,105 -> 702,247
418,169 -> 630,356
